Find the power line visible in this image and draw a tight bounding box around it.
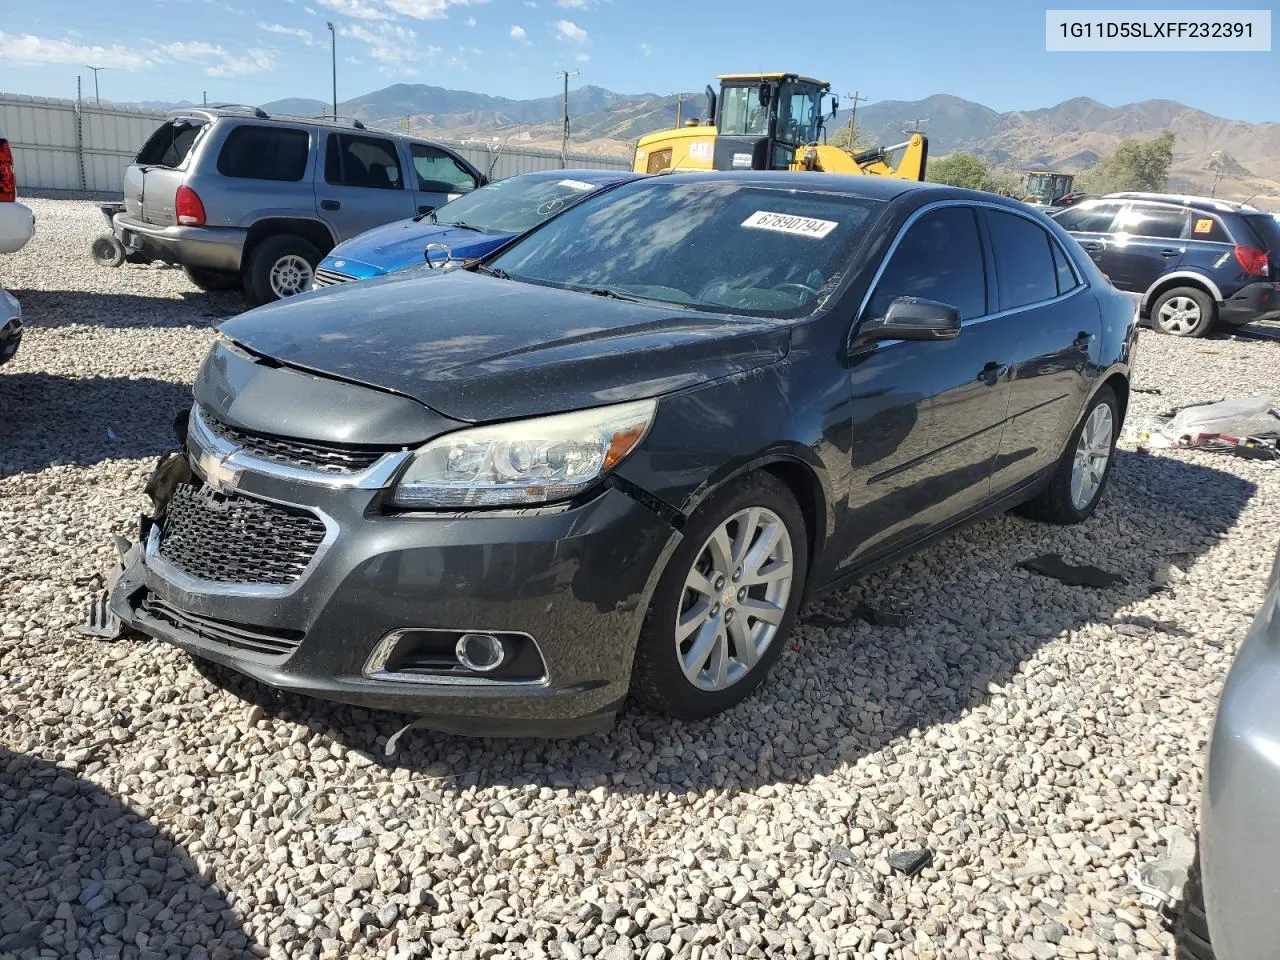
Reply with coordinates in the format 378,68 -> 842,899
85,65 -> 106,105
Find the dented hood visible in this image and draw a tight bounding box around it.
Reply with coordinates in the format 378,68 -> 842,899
217,269 -> 790,423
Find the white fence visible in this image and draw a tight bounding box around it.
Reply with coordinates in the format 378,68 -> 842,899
0,92 -> 631,195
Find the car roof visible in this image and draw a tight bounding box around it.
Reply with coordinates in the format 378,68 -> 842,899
638,171 -> 1024,206
1103,192 -> 1259,214
512,168 -> 644,185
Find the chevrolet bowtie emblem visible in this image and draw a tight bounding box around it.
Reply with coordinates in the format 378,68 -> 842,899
197,446 -> 242,494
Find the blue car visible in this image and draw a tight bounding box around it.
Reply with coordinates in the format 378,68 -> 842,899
313,168 -> 642,288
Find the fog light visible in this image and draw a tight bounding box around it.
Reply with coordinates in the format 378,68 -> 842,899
455,633 -> 505,672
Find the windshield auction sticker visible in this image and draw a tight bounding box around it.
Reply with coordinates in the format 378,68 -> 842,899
559,179 -> 596,191
742,211 -> 838,239
1046,9 -> 1270,50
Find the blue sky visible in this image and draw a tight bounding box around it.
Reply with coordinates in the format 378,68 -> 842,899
0,0 -> 1274,121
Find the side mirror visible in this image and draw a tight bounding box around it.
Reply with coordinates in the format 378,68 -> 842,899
830,95 -> 840,119
424,242 -> 453,269
858,297 -> 962,343
475,174 -> 490,188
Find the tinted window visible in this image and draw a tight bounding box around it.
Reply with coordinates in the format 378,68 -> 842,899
1190,213 -> 1234,244
1050,239 -> 1080,295
867,207 -> 986,320
1241,213 -> 1280,252
489,180 -> 884,318
1054,201 -> 1121,234
216,125 -> 309,182
1116,204 -> 1187,239
324,134 -> 403,189
987,210 -> 1058,310
410,144 -> 477,194
433,175 -> 610,234
136,120 -> 204,168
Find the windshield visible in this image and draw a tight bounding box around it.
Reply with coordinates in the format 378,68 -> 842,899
488,180 -> 884,318
433,175 -> 611,234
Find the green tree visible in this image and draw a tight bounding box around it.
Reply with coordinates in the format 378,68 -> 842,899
927,153 -> 990,191
1077,130 -> 1175,194
829,125 -> 875,153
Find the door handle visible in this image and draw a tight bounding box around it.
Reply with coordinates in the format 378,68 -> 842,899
1159,248 -> 1180,258
978,361 -> 1008,386
1079,241 -> 1104,252
320,200 -> 341,211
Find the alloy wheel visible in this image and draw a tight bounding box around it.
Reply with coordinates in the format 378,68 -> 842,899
1071,403 -> 1114,510
1156,296 -> 1201,335
675,507 -> 794,692
270,254 -> 314,298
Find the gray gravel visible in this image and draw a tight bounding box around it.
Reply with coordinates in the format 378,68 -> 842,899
4,197 -> 1280,960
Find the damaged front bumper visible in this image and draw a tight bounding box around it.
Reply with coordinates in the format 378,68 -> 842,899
108,423 -> 682,737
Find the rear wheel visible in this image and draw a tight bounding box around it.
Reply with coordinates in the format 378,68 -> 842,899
1019,384 -> 1118,525
243,235 -> 321,305
183,265 -> 240,292
631,472 -> 808,720
1152,286 -> 1217,338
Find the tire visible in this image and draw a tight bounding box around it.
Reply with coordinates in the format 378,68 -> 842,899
631,472 -> 809,720
1151,286 -> 1217,338
242,235 -> 322,305
1175,847 -> 1215,960
183,265 -> 240,292
1019,384 -> 1119,525
91,235 -> 126,268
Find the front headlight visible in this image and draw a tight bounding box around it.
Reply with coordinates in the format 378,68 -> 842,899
392,399 -> 657,508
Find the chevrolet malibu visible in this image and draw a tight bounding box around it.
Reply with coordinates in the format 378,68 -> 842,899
108,173 -> 1138,736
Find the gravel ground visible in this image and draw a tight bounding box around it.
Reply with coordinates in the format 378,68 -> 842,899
3,197 -> 1280,960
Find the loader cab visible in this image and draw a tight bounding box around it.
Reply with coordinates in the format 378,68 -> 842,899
1025,171 -> 1076,207
714,74 -> 830,171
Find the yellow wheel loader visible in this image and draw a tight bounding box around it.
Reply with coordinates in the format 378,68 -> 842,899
633,73 -> 928,180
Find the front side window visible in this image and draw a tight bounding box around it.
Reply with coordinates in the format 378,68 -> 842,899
410,144 -> 478,194
136,120 -> 205,168
1054,201 -> 1122,234
433,175 -> 613,234
324,133 -> 403,190
719,85 -> 768,137
986,210 -> 1059,310
1115,203 -> 1187,240
866,207 -> 986,320
774,82 -> 821,145
489,180 -> 884,318
217,125 -> 309,182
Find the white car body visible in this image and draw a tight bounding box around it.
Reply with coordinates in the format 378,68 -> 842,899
0,199 -> 35,254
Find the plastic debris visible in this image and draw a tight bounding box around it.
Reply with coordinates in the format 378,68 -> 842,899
1129,827 -> 1195,913
1130,396 -> 1280,457
887,849 -> 932,876
384,718 -> 431,756
1019,553 -> 1126,589
77,590 -> 123,639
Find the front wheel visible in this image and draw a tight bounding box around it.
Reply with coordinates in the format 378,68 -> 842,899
631,472 -> 808,720
1019,384 -> 1119,525
243,235 -> 321,305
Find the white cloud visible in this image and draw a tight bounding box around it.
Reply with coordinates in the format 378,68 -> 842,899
0,32 -> 146,70
509,24 -> 527,40
304,6 -> 317,12
316,0 -> 393,20
466,15 -> 477,25
639,41 -> 652,56
341,21 -> 421,62
345,55 -> 363,63
154,40 -> 226,58
556,0 -> 588,6
382,0 -> 491,19
553,19 -> 587,42
574,51 -> 589,62
259,22 -> 317,44
524,1 -> 538,6
205,47 -> 277,77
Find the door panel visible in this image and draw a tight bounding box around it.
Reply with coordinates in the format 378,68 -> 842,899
1106,203 -> 1188,291
317,132 -> 417,239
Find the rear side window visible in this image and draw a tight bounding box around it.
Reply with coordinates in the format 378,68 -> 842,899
410,144 -> 478,194
1187,214 -> 1232,243
868,207 -> 987,320
1050,239 -> 1080,295
325,134 -> 403,189
986,210 -> 1058,310
1054,201 -> 1121,234
1116,204 -> 1187,239
136,120 -> 204,168
217,125 -> 310,182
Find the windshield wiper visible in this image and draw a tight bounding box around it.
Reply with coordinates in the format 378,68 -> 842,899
439,220 -> 485,233
586,287 -> 642,303
472,263 -> 510,280
413,209 -> 438,223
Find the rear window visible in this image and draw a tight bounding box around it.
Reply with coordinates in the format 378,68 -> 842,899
1115,204 -> 1187,240
1053,201 -> 1121,234
1242,214 -> 1280,253
216,125 -> 310,182
489,180 -> 884,318
136,120 -> 204,168
986,210 -> 1059,310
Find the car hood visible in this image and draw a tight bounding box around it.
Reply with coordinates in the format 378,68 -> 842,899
329,219 -> 510,274
218,270 -> 790,423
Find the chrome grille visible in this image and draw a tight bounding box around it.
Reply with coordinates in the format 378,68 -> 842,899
202,413 -> 392,475
312,268 -> 356,288
141,593 -> 303,658
157,483 -> 328,586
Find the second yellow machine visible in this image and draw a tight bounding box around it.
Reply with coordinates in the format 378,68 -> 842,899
634,73 -> 929,180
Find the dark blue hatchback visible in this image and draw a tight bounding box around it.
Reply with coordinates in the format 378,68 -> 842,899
1052,192 -> 1280,337
313,168 -> 641,289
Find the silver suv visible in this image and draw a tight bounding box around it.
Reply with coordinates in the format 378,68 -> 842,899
107,106 -> 485,303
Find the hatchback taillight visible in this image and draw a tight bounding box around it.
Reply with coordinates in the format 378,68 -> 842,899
1234,245 -> 1269,277
0,140 -> 16,203
175,185 -> 206,226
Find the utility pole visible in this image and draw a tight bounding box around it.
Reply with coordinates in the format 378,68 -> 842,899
326,22 -> 337,119
902,117 -> 929,134
85,65 -> 105,105
555,70 -> 579,168
202,90 -> 208,106
675,93 -> 683,127
843,90 -> 867,148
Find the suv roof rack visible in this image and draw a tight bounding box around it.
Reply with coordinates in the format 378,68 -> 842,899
1104,191 -> 1257,213
209,103 -> 271,119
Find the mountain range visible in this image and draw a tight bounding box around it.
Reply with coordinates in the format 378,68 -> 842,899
132,83 -> 1279,206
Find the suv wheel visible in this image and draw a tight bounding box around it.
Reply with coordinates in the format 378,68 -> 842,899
1018,384 -> 1118,525
183,266 -> 239,292
631,472 -> 808,720
244,235 -> 322,305
1152,286 -> 1216,338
